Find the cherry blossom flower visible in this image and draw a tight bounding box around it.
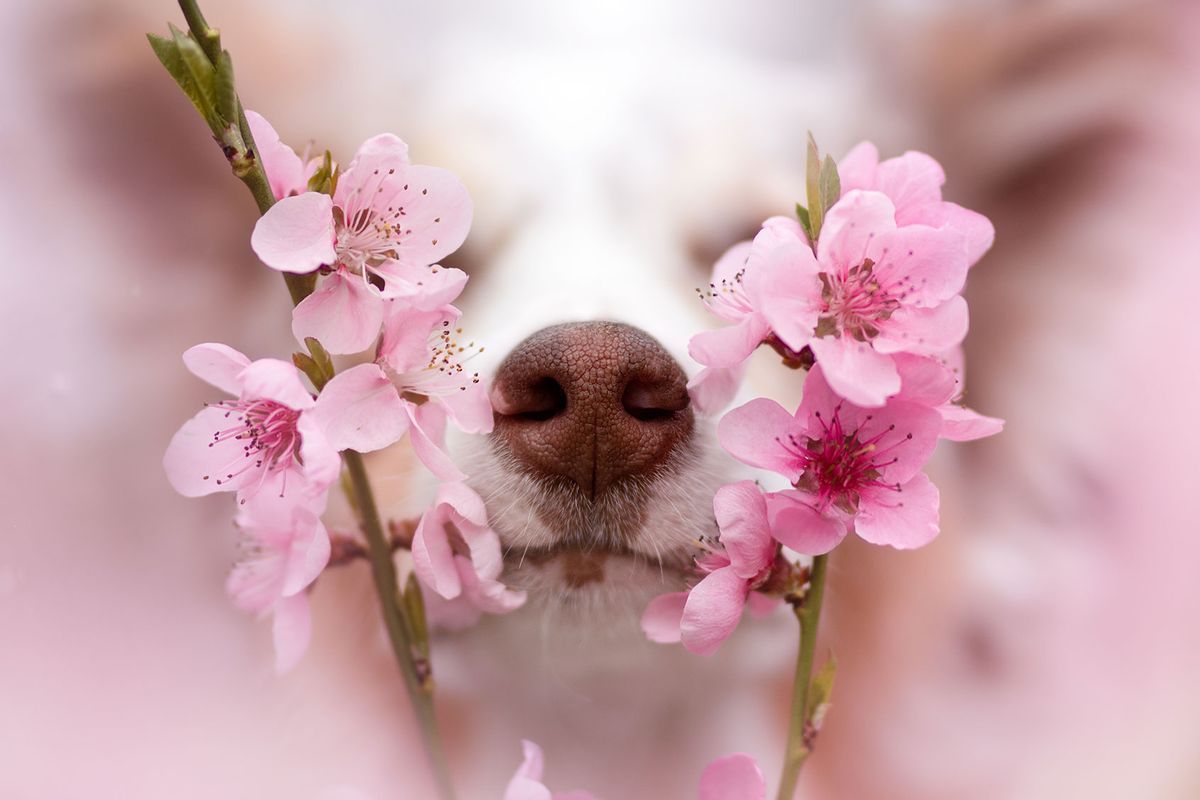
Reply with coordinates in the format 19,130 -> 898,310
504,740 -> 597,800
719,365 -> 943,551
226,490 -> 331,672
308,303 -> 492,480
409,482 -> 524,615
641,481 -> 831,655
163,343 -> 339,510
750,190 -> 973,406
698,754 -> 767,800
250,130 -> 472,354
893,352 -> 1004,441
838,141 -> 995,265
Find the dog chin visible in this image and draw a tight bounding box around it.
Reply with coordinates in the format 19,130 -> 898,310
456,419 -> 732,607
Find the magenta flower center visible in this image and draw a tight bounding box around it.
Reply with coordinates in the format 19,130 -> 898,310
334,168 -> 415,274
817,259 -> 901,341
202,399 -> 302,492
779,405 -> 911,514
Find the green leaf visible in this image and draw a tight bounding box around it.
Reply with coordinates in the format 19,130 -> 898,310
292,351 -> 324,390
805,132 -> 824,241
307,150 -> 337,195
169,23 -> 223,134
795,202 -> 812,242
147,33 -> 209,123
304,337 -> 335,389
819,153 -> 841,214
214,49 -> 238,125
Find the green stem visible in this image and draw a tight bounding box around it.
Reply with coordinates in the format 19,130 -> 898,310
776,553 -> 829,800
344,451 -> 456,800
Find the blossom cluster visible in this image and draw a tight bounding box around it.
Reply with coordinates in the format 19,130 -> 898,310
643,142 -> 1004,657
163,112 -> 522,671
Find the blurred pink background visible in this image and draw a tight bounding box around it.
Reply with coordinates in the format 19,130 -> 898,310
3,0 -> 1200,798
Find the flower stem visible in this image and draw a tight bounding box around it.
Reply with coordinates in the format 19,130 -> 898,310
344,450 -> 456,800
776,552 -> 830,800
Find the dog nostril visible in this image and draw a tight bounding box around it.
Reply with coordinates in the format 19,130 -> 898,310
621,380 -> 689,422
512,377 -> 568,421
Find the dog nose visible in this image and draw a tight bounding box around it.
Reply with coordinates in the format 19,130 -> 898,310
491,321 -> 693,499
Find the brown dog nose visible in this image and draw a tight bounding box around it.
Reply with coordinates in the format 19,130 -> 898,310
491,322 -> 693,499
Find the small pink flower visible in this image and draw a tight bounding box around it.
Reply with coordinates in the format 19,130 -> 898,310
250,129 -> 472,354
641,481 -> 829,655
163,343 -> 339,510
410,482 -> 524,617
752,190 -> 973,406
308,303 -> 491,480
719,365 -> 943,550
505,740 -> 597,800
226,491 -> 331,673
838,141 -> 995,265
698,753 -> 767,800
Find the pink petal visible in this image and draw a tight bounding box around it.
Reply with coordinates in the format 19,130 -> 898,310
908,201 -> 995,265
379,306 -> 452,374
244,109 -> 306,199
717,398 -> 805,481
939,404 -> 1004,441
680,566 -> 749,656
874,295 -> 969,356
295,415 -> 340,501
687,364 -> 745,416
340,133 -> 410,177
745,591 -> 783,618
855,471 -> 940,549
163,405 -> 261,497
239,359 -> 315,409
250,192 -> 335,273
272,592 -> 312,673
385,165 -> 473,267
869,224 -> 968,307
292,272 -> 386,355
436,381 -> 494,435
182,343 -> 250,395
765,491 -> 848,556
744,223 -> 822,352
713,481 -> 774,579
709,241 -> 754,313
435,481 -> 490,527
459,555 -> 526,614
373,262 -> 469,309
688,315 -> 770,369
892,353 -> 957,407
408,401 -> 466,481
310,363 -> 409,453
808,335 -> 900,408
874,150 -> 945,218
281,517 -> 331,597
837,141 -> 880,193
698,753 -> 767,800
504,740 -> 554,800
412,506 -> 463,600
641,591 -> 687,644
817,190 -> 896,272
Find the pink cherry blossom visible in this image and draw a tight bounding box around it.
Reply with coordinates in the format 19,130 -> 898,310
698,754 -> 767,800
893,352 -> 1004,441
410,483 -> 524,617
505,740 -> 597,800
751,190 -> 972,407
308,303 -> 492,480
838,141 -> 995,265
226,490 -> 331,672
719,365 -> 944,550
642,481 -> 831,655
163,343 -> 339,510
250,130 -> 472,354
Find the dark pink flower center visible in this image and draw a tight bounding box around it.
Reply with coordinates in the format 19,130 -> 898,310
778,404 -> 911,514
816,258 -> 901,341
202,399 -> 302,495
